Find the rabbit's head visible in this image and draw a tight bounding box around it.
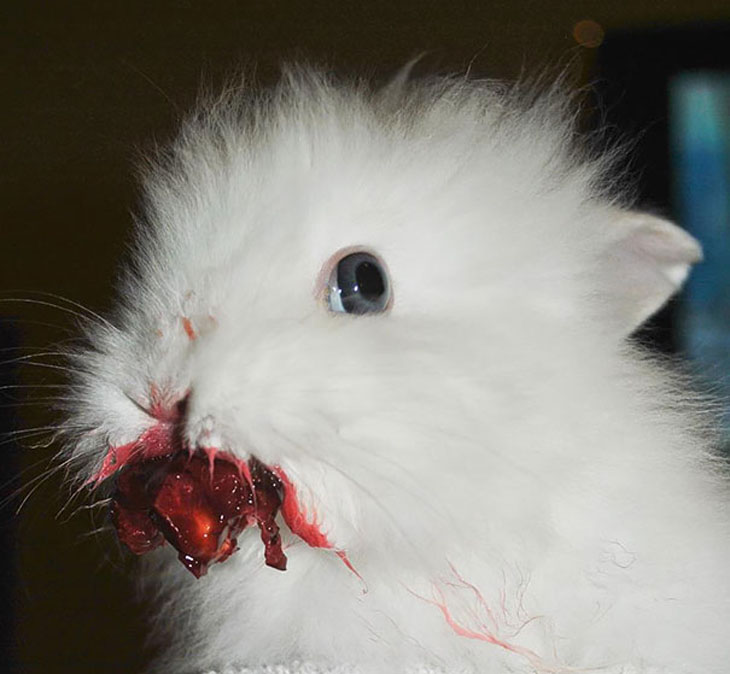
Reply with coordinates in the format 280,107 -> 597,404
66,70 -> 703,672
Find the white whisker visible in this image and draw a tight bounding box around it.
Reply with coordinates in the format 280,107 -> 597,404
0,384 -> 67,391
3,290 -> 116,330
0,351 -> 69,367
0,399 -> 66,409
0,297 -> 107,328
17,361 -> 84,376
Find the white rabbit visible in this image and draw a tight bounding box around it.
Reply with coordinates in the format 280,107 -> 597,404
64,67 -> 730,674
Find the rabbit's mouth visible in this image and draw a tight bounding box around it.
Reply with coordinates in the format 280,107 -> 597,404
106,448 -> 288,577
89,422 -> 353,578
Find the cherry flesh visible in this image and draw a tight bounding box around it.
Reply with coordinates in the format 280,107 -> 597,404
111,451 -> 287,577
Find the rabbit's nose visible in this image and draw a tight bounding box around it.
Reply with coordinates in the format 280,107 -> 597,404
88,387 -> 190,487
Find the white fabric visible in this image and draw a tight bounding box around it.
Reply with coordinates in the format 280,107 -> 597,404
206,666 -> 445,674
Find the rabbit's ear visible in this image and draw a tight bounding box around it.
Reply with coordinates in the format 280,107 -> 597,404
596,210 -> 702,336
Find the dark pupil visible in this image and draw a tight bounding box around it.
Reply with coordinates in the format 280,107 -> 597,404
337,253 -> 388,314
355,262 -> 385,300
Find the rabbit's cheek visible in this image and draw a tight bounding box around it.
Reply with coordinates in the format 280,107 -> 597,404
272,466 -> 363,581
273,466 -> 334,549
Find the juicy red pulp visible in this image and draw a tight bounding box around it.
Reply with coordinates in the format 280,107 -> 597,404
111,451 -> 287,577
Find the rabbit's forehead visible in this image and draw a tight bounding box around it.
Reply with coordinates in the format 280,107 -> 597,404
124,99 -> 598,366
161,165 -> 582,321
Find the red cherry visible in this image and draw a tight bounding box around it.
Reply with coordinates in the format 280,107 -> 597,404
111,450 -> 287,577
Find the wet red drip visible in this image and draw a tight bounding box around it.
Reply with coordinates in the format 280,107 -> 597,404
273,466 -> 333,549
90,424 -> 176,487
274,468 -> 365,584
111,451 -> 286,577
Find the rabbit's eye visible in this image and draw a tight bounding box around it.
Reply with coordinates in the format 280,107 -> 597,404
327,251 -> 391,315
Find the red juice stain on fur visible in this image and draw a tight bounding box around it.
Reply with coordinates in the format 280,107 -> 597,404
273,467 -> 365,585
90,424 -> 175,487
90,394 -> 189,486
181,316 -> 197,341
272,467 -> 333,548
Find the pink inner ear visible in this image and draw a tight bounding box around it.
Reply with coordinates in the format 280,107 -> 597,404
599,211 -> 702,334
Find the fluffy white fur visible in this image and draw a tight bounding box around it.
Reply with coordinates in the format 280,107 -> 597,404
65,68 -> 730,674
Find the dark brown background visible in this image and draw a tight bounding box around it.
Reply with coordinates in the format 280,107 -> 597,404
2,2 -> 729,673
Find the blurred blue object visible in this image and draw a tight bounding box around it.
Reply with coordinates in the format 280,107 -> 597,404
670,73 -> 730,435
